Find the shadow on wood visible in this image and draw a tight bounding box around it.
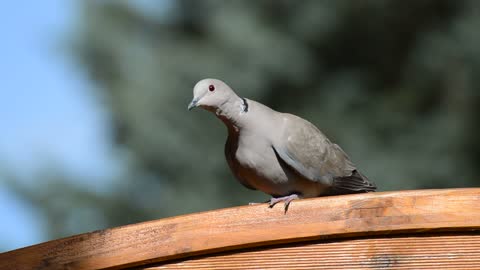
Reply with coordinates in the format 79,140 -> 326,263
1,188 -> 480,269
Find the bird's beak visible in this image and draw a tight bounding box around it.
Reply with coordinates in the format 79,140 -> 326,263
188,98 -> 198,111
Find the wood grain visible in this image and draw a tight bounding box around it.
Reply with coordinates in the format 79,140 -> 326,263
150,233 -> 480,269
1,188 -> 480,270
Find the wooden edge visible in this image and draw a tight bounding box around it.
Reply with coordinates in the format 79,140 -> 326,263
1,188 -> 480,270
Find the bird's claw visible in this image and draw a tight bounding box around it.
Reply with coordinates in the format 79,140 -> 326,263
268,194 -> 299,213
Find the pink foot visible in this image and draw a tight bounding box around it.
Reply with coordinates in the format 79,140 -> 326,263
269,194 -> 300,213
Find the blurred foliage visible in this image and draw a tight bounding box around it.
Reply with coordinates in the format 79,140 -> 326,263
4,0 -> 480,242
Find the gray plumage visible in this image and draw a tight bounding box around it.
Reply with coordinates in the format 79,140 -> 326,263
189,78 -> 376,210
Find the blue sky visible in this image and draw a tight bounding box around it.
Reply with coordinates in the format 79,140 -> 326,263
0,1 -> 118,250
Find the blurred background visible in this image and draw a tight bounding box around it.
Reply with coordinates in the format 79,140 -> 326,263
1,0 -> 479,252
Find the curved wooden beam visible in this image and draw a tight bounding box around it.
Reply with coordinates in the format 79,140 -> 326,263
1,188 -> 480,270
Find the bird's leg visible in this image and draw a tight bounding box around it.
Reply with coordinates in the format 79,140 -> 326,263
269,194 -> 300,213
248,199 -> 271,205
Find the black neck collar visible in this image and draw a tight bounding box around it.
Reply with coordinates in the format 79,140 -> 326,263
241,97 -> 249,113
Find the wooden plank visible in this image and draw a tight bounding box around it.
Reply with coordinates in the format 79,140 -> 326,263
1,188 -> 480,270
149,233 -> 480,269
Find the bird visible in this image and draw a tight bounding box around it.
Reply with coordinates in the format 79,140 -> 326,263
188,78 -> 376,212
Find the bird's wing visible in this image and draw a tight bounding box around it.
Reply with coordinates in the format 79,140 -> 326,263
272,114 -> 375,192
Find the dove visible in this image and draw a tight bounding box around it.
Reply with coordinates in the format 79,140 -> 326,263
188,78 -> 376,211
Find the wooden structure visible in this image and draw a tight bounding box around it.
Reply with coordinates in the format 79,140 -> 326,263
1,188 -> 480,269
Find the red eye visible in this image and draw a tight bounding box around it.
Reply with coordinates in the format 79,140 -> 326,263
208,85 -> 215,91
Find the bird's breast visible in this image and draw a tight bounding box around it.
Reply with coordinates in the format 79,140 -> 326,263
230,136 -> 295,194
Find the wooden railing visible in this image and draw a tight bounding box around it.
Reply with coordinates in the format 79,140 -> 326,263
1,188 -> 480,269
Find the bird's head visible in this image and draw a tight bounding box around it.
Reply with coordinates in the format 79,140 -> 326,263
188,78 -> 235,112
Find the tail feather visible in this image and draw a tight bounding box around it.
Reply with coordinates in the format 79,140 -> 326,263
330,170 -> 376,195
